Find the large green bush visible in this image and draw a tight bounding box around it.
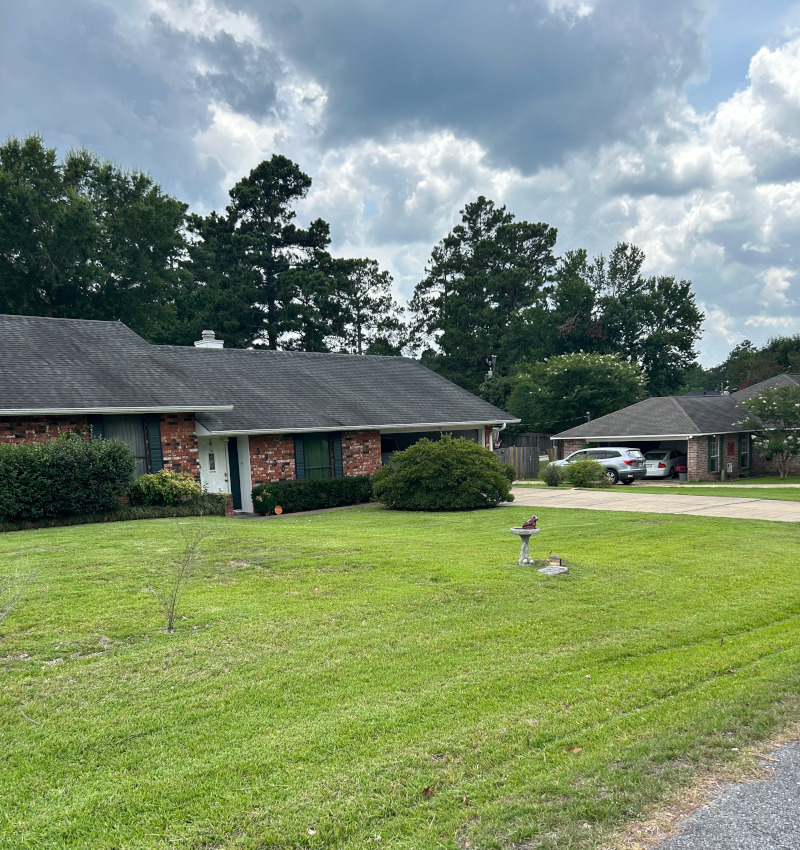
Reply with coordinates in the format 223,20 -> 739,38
129,468 -> 203,506
539,462 -> 562,487
372,435 -> 514,511
252,476 -> 373,515
0,433 -> 135,521
563,457 -> 608,488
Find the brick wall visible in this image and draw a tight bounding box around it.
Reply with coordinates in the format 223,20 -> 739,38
688,433 -> 747,481
249,434 -> 296,485
342,430 -> 381,476
249,430 -> 382,485
0,416 -> 89,443
751,447 -> 800,477
560,439 -> 584,458
159,414 -> 200,478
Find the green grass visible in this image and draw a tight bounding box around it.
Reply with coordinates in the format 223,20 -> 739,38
2,507 -> 800,849
625,486 -> 800,501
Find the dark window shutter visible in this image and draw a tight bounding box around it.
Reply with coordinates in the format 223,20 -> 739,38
332,433 -> 343,478
294,435 -> 306,479
145,415 -> 163,472
88,415 -> 104,440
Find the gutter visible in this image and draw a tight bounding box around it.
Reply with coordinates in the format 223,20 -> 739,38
202,418 -> 521,436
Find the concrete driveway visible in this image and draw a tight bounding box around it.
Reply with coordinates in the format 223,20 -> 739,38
510,487 -> 800,522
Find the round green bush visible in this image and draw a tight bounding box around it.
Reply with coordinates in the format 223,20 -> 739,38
129,468 -> 203,506
372,435 -> 514,511
563,457 -> 608,488
539,462 -> 562,487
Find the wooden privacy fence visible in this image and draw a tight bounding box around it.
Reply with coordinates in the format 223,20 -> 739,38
494,445 -> 540,480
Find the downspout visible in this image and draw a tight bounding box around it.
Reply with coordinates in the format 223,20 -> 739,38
489,421 -> 507,451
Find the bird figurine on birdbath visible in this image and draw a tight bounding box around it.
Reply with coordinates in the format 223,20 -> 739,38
510,516 -> 540,565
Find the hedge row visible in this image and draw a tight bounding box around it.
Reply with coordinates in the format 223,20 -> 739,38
252,476 -> 373,515
0,434 -> 135,521
0,494 -> 227,533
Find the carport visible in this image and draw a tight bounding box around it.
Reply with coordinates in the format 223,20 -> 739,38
550,392 -> 765,482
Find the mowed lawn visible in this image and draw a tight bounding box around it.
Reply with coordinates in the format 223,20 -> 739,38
2,506 -> 800,849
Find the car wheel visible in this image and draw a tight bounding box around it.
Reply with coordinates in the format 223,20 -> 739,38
621,478 -> 634,485
606,468 -> 619,484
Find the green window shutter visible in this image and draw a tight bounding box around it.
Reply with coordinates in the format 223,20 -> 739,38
88,415 -> 104,440
332,433 -> 343,478
144,415 -> 163,472
707,436 -> 714,473
294,435 -> 306,479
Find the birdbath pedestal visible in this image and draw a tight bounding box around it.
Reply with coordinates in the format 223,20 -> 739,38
510,527 -> 540,565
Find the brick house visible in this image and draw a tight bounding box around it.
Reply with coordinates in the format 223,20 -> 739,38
551,374 -> 800,482
0,315 -> 518,511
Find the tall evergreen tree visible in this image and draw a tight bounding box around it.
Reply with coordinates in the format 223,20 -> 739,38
183,155 -> 332,350
410,196 -> 557,391
327,258 -> 406,355
589,243 -> 704,396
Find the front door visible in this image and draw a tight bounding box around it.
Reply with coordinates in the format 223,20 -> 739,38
198,436 -> 231,494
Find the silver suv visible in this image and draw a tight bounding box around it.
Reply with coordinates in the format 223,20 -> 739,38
551,447 -> 647,484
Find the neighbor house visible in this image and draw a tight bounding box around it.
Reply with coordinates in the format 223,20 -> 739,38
551,374 -> 800,481
0,315 -> 518,511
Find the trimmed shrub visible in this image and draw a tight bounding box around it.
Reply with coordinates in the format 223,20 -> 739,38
252,476 -> 373,515
0,494 -> 227,533
371,435 -> 514,511
129,468 -> 203,506
539,462 -> 562,487
563,457 -> 608,488
0,434 -> 135,522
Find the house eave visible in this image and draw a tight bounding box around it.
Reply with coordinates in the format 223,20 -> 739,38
204,418 -> 520,436
552,430 -> 750,441
0,405 -> 234,416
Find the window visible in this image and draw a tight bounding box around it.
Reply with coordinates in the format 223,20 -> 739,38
738,433 -> 751,469
708,435 -> 721,473
294,433 -> 344,480
303,433 -> 332,480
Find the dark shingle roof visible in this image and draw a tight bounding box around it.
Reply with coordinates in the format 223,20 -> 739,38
0,315 -> 515,430
553,374 -> 800,440
156,346 -> 514,432
0,315 -> 230,413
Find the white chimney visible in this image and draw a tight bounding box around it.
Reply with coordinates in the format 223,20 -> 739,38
194,329 -> 224,349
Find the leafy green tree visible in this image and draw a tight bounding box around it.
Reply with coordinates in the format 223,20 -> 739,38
410,196 -> 558,391
711,336 -> 800,391
327,258 -> 406,354
505,352 -> 646,434
0,135 -> 189,342
590,243 -> 704,396
738,385 -> 800,478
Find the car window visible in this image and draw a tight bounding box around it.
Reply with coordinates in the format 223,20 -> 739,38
586,449 -> 605,458
604,450 -> 620,458
626,449 -> 644,458
645,451 -> 664,460
568,451 -> 587,461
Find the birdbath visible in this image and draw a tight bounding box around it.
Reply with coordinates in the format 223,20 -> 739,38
510,517 -> 540,565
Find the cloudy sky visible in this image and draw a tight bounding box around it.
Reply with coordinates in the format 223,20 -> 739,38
2,0 -> 800,364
